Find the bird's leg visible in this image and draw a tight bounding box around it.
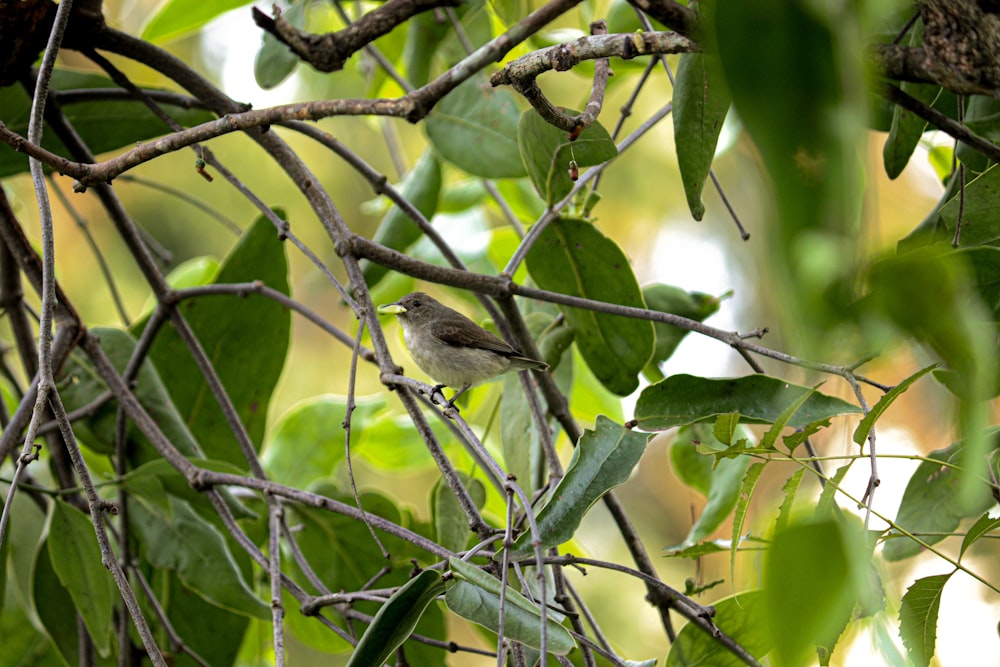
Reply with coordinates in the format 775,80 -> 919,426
445,384 -> 472,411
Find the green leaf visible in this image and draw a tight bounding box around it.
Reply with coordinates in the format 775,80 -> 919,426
432,473 -> 485,553
165,570 -> 250,667
362,150 -> 443,288
712,412 -> 740,446
899,573 -> 952,667
143,0 -> 251,42
425,75 -> 526,178
402,7 -> 453,87
669,424 -> 752,547
665,591 -> 772,667
506,416 -> 649,559
926,165 -> 1000,247
853,364 -> 937,445
731,462 -> 764,589
47,501 -> 115,657
134,213 -> 291,468
34,538 -> 81,666
635,374 -> 862,431
517,109 -> 618,205
764,517 -> 867,666
882,24 -> 937,179
525,217 -> 654,395
759,383 -> 820,450
641,284 -> 723,381
960,512 -> 1000,559
815,463 -> 852,518
57,327 -> 203,462
662,541 -> 727,559
883,431 -> 1000,561
254,1 -> 304,89
129,491 -> 269,618
775,468 -> 805,533
957,95 -> 1000,173
446,558 -> 575,654
883,83 -> 938,179
347,570 -> 446,667
0,70 -> 215,178
262,395 -> 385,489
500,372 -> 542,497
672,52 -> 731,220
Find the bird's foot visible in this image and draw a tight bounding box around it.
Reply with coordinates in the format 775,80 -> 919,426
428,383 -> 449,406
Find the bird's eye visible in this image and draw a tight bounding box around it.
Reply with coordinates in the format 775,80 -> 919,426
412,300 -> 421,308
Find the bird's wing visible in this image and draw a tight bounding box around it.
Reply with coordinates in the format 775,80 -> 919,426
429,318 -> 518,356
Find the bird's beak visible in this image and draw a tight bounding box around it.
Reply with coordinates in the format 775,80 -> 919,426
377,303 -> 406,315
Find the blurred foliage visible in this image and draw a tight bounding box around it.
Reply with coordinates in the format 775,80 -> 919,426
2,1 -> 1000,666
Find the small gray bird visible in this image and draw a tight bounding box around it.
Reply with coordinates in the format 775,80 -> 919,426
377,292 -> 549,408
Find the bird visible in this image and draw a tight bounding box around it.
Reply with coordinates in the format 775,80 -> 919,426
377,292 -> 549,408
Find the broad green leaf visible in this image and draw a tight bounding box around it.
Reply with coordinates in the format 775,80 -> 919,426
57,327 -> 202,462
0,70 -> 214,179
33,539 -> 81,666
47,501 -> 115,657
525,217 -> 654,395
0,594 -> 63,667
446,558 -> 575,654
347,570 -> 447,667
124,458 -> 257,525
731,462 -> 764,588
883,24 -> 937,179
165,571 -> 250,667
432,473 -> 485,553
137,256 -> 221,320
960,512 -> 1000,559
853,364 -> 937,445
665,591 -> 771,667
883,82 -> 939,179
899,573 -> 952,667
506,416 -> 649,559
425,75 -> 525,178
635,374 -> 862,431
883,432 -> 1000,561
135,213 -> 291,469
500,372 -> 542,496
129,492 -> 269,618
254,1 -> 305,89
641,284 -> 723,381
672,51 -> 731,220
402,6 -> 454,87
958,247 -> 1000,331
500,311 -> 559,494
670,424 -> 752,547
143,0 -> 251,42
956,95 -> 1000,173
764,517 -> 867,667
517,109 -> 618,205
917,164 -> 1000,247
262,395 -> 385,489
362,150 -> 443,288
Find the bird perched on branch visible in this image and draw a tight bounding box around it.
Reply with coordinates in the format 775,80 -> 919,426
377,292 -> 549,409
